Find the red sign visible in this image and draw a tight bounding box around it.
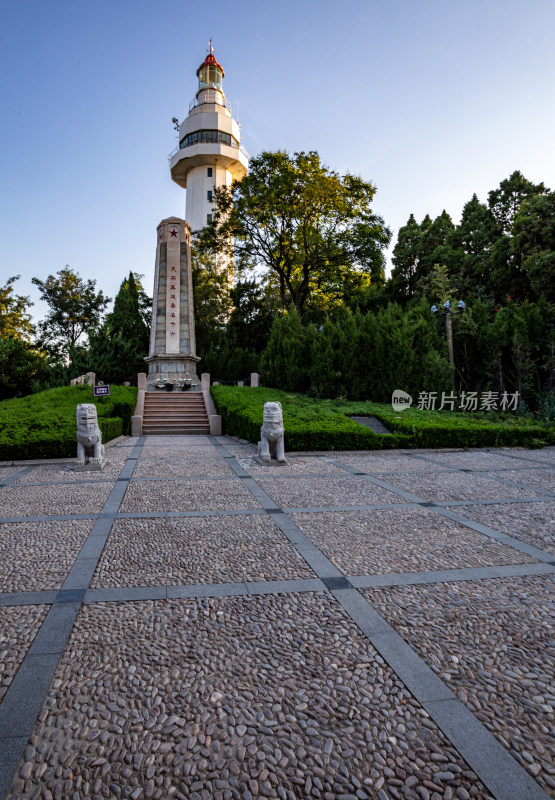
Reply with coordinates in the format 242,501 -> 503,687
93,385 -> 111,397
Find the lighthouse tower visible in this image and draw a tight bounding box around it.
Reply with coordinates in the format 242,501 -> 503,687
169,44 -> 248,249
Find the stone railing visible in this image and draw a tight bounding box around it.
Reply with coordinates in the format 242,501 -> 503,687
70,372 -> 95,386
131,373 -> 146,436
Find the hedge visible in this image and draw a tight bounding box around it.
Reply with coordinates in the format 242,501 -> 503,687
210,386 -> 554,451
0,385 -> 136,461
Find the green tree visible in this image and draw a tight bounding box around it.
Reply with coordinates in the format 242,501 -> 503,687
0,276 -> 35,340
32,267 -> 110,359
106,272 -> 150,346
84,272 -> 151,384
511,191 -> 555,300
0,336 -> 46,399
487,172 -> 548,302
388,214 -> 423,303
417,211 -> 457,289
488,171 -> 546,235
197,150 -> 391,322
259,307 -> 307,391
226,280 -> 278,354
192,251 -> 232,356
447,194 -> 500,298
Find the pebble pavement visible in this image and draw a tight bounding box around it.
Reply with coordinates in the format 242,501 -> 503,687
365,575 -> 555,794
0,520 -> 94,592
289,508 -> 535,575
255,476 -> 405,508
379,472 -> 544,502
0,439 -> 553,800
443,502 -> 555,556
0,605 -> 49,704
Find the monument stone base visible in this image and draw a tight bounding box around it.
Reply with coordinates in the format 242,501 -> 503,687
145,353 -> 201,391
253,455 -> 288,467
75,458 -> 108,472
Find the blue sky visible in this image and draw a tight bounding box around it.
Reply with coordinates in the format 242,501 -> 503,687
1,0 -> 554,322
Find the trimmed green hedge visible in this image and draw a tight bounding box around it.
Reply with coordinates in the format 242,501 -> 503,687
0,385 -> 136,461
210,386 -> 554,451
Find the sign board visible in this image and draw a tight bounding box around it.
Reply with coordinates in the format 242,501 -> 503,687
93,385 -> 111,397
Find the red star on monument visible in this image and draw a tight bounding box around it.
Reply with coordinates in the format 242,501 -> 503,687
170,228 -> 178,237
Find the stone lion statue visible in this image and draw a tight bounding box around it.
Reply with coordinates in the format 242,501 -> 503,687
258,401 -> 286,463
76,403 -> 105,465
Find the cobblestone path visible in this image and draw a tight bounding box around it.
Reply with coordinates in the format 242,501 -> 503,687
0,437 -> 553,800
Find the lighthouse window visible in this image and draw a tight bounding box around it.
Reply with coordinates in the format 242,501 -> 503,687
207,214 -> 213,223
207,167 -> 213,177
198,65 -> 223,91
207,190 -> 213,201
179,130 -> 239,150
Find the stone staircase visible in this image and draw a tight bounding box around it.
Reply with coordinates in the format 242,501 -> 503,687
142,392 -> 210,435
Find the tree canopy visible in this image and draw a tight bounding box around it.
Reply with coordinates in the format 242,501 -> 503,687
0,276 -> 35,340
196,150 -> 391,322
32,267 -> 110,360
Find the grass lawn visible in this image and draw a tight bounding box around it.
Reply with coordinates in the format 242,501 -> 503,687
0,385 -> 137,461
211,386 -> 554,451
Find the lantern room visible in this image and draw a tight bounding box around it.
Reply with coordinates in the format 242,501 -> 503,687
196,44 -> 224,95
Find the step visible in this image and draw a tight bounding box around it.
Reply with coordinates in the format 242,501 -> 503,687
143,423 -> 209,428
141,393 -> 210,435
143,417 -> 209,424
143,429 -> 210,435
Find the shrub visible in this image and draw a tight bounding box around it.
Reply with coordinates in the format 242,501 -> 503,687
210,386 -> 554,451
0,384 -> 136,461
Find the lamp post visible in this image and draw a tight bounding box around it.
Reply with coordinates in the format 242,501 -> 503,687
431,300 -> 465,385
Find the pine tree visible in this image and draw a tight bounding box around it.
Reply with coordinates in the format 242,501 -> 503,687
388,214 -> 422,304
259,308 -> 306,392
87,272 -> 151,384
447,194 -> 501,298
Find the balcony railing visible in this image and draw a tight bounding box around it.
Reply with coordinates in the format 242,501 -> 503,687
189,94 -> 231,113
168,141 -> 250,163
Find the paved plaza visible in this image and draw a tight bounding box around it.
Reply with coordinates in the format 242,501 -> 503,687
0,437 -> 553,800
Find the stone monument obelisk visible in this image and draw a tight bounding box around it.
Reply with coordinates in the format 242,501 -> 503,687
145,216 -> 200,389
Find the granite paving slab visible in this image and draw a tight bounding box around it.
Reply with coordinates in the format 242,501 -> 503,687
0,520 -> 94,592
290,508 -> 536,576
13,450 -> 129,483
486,468 -> 555,493
0,482 -> 115,517
445,501 -> 555,555
111,436 -> 140,447
133,456 -> 235,478
91,514 -> 314,588
332,453 -> 451,473
0,468 -> 26,481
381,471 -> 543,502
0,605 -> 49,704
364,574 -> 555,794
237,455 -> 345,475
221,443 -> 259,456
255,475 -> 405,508
139,446 -> 220,459
414,451 -> 539,470
142,435 -> 215,446
506,447 -> 555,463
119,477 -> 261,513
7,594 -> 490,800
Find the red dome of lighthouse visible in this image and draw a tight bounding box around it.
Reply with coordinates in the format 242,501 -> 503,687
196,42 -> 224,78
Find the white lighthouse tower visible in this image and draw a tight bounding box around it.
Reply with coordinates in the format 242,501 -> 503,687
169,43 -> 248,249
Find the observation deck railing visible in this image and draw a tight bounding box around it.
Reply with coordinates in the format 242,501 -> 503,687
168,142 -> 250,163
189,95 -> 231,113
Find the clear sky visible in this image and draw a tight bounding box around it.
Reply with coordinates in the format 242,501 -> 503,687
1,0 -> 554,323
